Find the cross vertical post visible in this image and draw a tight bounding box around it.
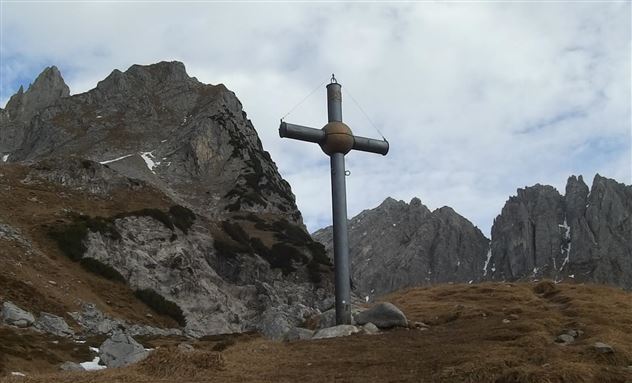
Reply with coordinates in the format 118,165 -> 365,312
279,75 -> 389,325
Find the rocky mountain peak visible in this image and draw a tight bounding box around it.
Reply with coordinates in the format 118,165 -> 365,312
5,65 -> 70,122
488,174 -> 631,289
314,196 -> 489,297
1,61 -> 303,223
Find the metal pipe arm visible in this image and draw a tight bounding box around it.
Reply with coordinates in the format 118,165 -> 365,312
279,121 -> 325,144
352,135 -> 389,155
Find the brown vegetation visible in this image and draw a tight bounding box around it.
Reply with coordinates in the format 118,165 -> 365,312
1,281 -> 631,383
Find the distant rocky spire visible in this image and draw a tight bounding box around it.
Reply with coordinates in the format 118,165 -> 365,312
5,66 -> 70,122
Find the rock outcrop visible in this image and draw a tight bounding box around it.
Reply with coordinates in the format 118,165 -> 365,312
313,197 -> 490,297
487,175 -> 632,289
1,61 -> 302,222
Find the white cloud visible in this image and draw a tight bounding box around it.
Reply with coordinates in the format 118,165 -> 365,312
1,2 -> 630,237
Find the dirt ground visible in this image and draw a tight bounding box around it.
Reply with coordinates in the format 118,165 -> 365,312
1,281 -> 631,383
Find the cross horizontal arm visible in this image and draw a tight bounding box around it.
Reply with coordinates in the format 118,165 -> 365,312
352,135 -> 389,155
279,122 -> 325,143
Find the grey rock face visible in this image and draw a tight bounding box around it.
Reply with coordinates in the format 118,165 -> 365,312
98,332 -> 149,368
1,61 -> 302,223
355,302 -> 407,329
312,324 -> 359,340
487,175 -> 632,289
81,214 -> 325,337
1,301 -> 35,327
34,312 -> 74,337
313,197 -> 489,297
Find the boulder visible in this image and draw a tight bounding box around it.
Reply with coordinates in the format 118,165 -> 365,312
312,325 -> 359,340
285,327 -> 314,341
555,334 -> 574,345
35,312 -> 74,337
1,302 -> 35,327
362,322 -> 379,335
355,302 -> 407,329
98,332 -> 149,368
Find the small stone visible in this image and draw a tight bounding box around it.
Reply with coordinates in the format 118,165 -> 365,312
312,325 -> 359,340
48,280 -> 57,286
145,313 -> 153,318
508,314 -> 519,321
502,319 -> 511,324
556,334 -> 574,344
177,343 -> 194,352
60,361 -> 84,371
1,302 -> 35,328
284,327 -> 314,341
413,321 -> 429,328
565,329 -> 579,338
594,342 -> 614,354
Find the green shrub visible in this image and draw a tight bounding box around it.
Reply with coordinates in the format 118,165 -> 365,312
80,258 -> 125,283
48,222 -> 88,261
48,214 -> 120,261
169,205 -> 196,234
221,221 -> 250,244
268,243 -> 308,276
134,289 -> 186,326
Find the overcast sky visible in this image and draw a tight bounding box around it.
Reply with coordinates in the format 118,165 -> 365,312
1,2 -> 630,236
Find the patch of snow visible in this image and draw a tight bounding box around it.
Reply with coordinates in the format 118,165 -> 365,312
75,340 -> 87,344
491,267 -> 496,272
2,154 -> 9,162
140,151 -> 161,173
362,231 -> 367,236
468,280 -> 473,284
99,154 -> 133,165
569,274 -> 575,278
457,260 -> 461,267
11,372 -> 26,377
533,267 -> 538,275
365,296 -> 369,303
89,346 -> 99,353
161,139 -> 167,143
96,115 -> 102,119
80,356 -> 106,371
558,219 -> 570,240
392,223 -> 396,227
483,248 -> 492,276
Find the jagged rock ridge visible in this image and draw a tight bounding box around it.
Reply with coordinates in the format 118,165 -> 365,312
313,197 -> 490,298
487,174 -> 632,289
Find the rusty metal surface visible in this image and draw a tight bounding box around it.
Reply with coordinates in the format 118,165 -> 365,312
320,121 -> 354,155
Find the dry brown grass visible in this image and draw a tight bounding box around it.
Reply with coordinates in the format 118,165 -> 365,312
2,281 -> 631,383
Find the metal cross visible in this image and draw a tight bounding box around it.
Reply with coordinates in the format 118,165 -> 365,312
279,75 -> 389,325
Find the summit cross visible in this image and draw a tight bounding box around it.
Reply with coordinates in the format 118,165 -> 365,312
279,75 -> 389,325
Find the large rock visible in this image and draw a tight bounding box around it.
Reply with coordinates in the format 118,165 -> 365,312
312,325 -> 360,340
98,332 -> 149,368
34,312 -> 74,337
1,302 -> 35,327
355,302 -> 408,329
487,175 -> 632,289
313,197 -> 489,297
